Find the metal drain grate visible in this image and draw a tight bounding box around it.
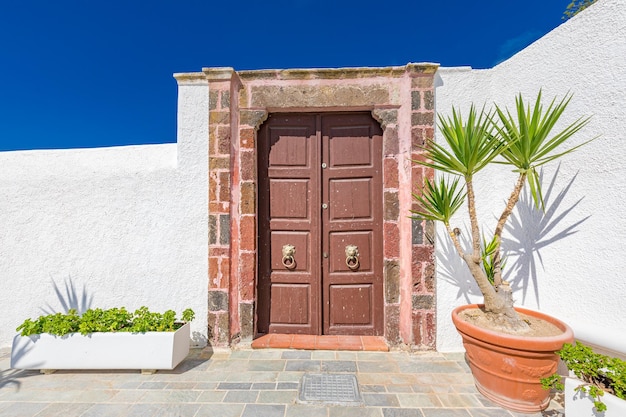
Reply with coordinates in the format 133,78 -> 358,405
298,373 -> 362,406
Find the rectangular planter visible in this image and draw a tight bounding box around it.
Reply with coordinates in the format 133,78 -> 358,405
565,377 -> 626,417
10,322 -> 190,371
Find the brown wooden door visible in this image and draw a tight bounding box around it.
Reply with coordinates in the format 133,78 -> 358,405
258,113 -> 383,336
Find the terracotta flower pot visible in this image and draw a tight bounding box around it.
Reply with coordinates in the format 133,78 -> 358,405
452,304 -> 574,413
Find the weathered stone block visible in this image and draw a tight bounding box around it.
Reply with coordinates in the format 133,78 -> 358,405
383,191 -> 399,221
208,290 -> 229,312
250,85 -> 392,109
412,218 -> 423,245
412,294 -> 434,310
240,302 -> 254,341
384,260 -> 400,304
385,305 -> 401,345
209,90 -> 219,110
423,91 -> 434,110
411,112 -> 434,126
209,111 -> 230,125
411,91 -> 421,110
219,172 -> 230,202
240,110 -> 268,128
383,126 -> 399,156
383,158 -> 399,189
240,182 -> 255,215
219,214 -> 230,245
372,109 -> 398,130
221,90 -> 230,109
209,215 -> 217,245
217,126 -> 231,155
240,151 -> 255,182
209,157 -> 230,170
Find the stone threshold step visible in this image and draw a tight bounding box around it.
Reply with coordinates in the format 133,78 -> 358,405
251,334 -> 388,351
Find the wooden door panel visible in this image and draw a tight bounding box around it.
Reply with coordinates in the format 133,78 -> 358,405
258,114 -> 319,335
270,231 -> 309,273
270,284 -> 310,325
328,231 -> 372,272
269,179 -> 309,219
329,178 -> 373,220
322,113 -> 383,336
329,284 -> 373,326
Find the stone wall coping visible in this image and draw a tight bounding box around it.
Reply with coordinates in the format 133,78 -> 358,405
173,72 -> 209,85
235,63 -> 439,81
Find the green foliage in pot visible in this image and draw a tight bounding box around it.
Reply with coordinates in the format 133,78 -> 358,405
542,342 -> 626,412
16,307 -> 195,336
412,91 -> 593,332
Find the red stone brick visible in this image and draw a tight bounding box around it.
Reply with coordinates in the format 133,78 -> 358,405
412,245 -> 434,263
383,222 -> 399,259
219,257 -> 230,289
219,172 -> 230,202
240,128 -> 255,149
209,247 -> 229,257
209,257 -> 219,283
217,126 -> 231,155
240,183 -> 255,215
411,262 -> 423,290
209,202 -> 229,214
239,252 -> 256,301
383,158 -> 399,189
240,215 -> 256,251
240,151 -> 255,182
209,174 -> 218,203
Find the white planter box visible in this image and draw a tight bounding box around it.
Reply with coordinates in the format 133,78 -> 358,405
565,377 -> 626,417
10,322 -> 190,371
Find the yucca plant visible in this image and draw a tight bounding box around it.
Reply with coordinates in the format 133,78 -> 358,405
412,91 -> 592,331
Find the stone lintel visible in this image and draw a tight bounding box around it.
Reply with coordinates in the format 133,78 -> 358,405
238,63 -> 439,81
173,72 -> 208,85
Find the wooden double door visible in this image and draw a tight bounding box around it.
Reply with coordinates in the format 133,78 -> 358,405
258,112 -> 383,336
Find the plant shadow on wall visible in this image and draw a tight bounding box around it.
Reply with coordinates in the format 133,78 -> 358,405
503,166 -> 590,307
437,165 -> 589,306
40,276 -> 94,315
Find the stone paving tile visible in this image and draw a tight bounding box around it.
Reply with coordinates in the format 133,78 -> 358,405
363,393 -> 401,407
282,350 -> 312,360
285,403 -> 329,417
247,360 -> 286,372
138,381 -> 169,389
223,390 -> 260,403
218,382 -> 253,390
285,360 -> 321,372
467,409 -> 515,417
436,393 -> 483,407
328,407 -> 384,417
126,403 -> 202,417
242,403 -> 286,417
195,403 -> 245,417
34,402 -> 94,417
420,409 -> 472,417
252,382 -> 277,390
398,361 -> 465,374
224,371 -> 279,382
358,361 -> 400,373
321,360 -> 357,372
195,390 -> 227,402
382,409 -> 425,417
257,389 -> 298,404
81,403 -> 134,417
397,393 -> 443,408
311,351 -> 336,360
277,382 -> 299,390
361,384 -> 386,392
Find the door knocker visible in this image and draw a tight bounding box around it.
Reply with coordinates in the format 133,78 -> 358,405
345,244 -> 360,271
282,244 -> 297,270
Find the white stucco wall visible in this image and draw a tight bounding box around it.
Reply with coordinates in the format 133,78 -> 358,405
0,77 -> 209,349
435,0 -> 626,351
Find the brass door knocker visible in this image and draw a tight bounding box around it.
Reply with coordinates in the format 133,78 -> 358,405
282,244 -> 296,270
345,244 -> 360,271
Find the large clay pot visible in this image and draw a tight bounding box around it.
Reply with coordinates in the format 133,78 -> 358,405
452,304 -> 574,413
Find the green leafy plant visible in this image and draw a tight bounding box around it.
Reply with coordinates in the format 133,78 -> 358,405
411,91 -> 593,331
16,307 -> 195,337
563,0 -> 598,20
541,342 -> 626,412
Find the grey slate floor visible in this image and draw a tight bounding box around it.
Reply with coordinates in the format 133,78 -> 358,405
0,347 -> 564,417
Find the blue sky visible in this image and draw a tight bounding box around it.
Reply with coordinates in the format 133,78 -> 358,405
1,1 -> 570,151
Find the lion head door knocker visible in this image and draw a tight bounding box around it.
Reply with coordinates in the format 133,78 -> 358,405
281,244 -> 297,270
345,244 -> 360,271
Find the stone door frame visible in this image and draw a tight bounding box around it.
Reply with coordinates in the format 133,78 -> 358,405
201,64 -> 439,349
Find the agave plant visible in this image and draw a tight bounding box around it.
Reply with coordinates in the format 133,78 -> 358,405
412,91 -> 592,331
